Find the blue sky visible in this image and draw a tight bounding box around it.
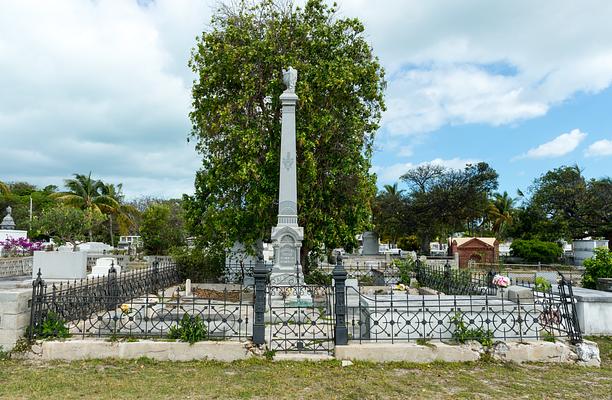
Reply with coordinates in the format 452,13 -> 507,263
0,0 -> 611,199
374,85 -> 612,196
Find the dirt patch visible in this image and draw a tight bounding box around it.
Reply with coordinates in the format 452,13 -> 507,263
192,288 -> 244,302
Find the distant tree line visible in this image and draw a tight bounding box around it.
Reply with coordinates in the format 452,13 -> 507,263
372,164 -> 611,255
0,175 -> 187,255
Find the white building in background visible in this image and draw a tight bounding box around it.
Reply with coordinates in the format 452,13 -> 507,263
117,235 -> 143,250
429,242 -> 448,257
573,239 -> 609,266
498,241 -> 512,257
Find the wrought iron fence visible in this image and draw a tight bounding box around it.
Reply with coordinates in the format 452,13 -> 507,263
30,262 -> 180,339
344,283 -> 581,344
415,262 -> 495,295
27,255 -> 582,349
315,261 -> 402,285
29,262 -> 253,341
338,261 -> 583,345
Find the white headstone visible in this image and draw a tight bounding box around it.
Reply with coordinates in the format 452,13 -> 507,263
89,257 -> 121,278
185,279 -> 192,297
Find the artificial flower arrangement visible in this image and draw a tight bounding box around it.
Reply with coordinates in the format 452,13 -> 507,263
394,283 -> 407,291
492,274 -> 510,288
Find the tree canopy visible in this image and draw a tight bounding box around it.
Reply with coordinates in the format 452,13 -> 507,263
185,0 -> 386,266
397,162 -> 499,252
508,165 -> 611,245
140,203 -> 186,255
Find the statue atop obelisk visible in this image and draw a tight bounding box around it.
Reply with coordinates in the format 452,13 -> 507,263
270,67 -> 304,285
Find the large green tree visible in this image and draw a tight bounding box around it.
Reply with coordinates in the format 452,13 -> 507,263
33,204 -> 105,250
400,162 -> 499,253
372,184 -> 408,244
0,182 -> 57,231
185,0 -> 385,268
140,203 -> 186,255
515,165 -> 612,245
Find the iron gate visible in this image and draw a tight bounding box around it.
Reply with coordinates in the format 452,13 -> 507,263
267,284 -> 335,353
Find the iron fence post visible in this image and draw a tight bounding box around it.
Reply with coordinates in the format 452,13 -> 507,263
29,269 -> 45,340
107,263 -> 119,310
487,270 -> 496,295
333,254 -> 348,345
152,260 -> 159,293
444,260 -> 451,294
252,253 -> 267,345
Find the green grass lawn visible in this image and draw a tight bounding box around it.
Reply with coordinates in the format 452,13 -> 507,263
1,337 -> 611,400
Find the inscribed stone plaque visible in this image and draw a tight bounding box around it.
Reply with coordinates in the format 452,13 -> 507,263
280,246 -> 295,266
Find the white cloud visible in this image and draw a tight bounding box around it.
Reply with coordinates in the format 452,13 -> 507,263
2,0 -> 612,196
384,65 -> 548,136
372,157 -> 479,185
338,0 -> 612,135
517,129 -> 587,159
585,139 -> 612,157
398,146 -> 414,157
0,0 -> 211,198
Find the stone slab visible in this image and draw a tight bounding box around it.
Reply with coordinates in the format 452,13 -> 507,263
272,353 -> 334,362
492,341 -> 574,364
335,342 -> 481,363
33,251 -> 87,280
505,285 -> 534,302
572,287 -> 612,303
39,340 -> 252,361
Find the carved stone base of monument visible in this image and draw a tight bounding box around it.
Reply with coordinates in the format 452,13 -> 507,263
269,224 -> 304,285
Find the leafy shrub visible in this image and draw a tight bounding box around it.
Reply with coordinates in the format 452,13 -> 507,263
510,239 -> 562,263
394,258 -> 416,284
0,346 -> 9,360
396,235 -> 420,251
39,312 -> 70,339
582,248 -> 612,289
357,274 -> 375,286
451,312 -> 493,347
171,246 -> 225,283
534,276 -> 552,292
304,268 -> 332,286
167,314 -> 207,344
541,331 -> 556,343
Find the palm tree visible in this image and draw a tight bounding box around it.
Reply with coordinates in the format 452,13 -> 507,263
52,173 -> 119,241
0,181 -> 10,195
488,191 -> 516,237
382,183 -> 404,197
100,183 -> 139,246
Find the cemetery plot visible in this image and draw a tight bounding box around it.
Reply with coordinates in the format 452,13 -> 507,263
29,262 -> 252,341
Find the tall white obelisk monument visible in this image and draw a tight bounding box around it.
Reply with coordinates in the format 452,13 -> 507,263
270,67 -> 304,285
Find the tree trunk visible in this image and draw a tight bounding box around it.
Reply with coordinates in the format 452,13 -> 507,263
420,234 -> 430,256
109,215 -> 114,247
300,245 -> 311,276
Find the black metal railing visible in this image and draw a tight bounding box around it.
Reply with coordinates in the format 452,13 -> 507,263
29,262 -> 252,340
28,254 -> 581,348
344,284 -> 581,344
414,261 -> 495,295
314,261 -> 402,286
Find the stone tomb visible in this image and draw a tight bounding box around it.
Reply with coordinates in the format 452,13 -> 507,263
88,257 -> 122,278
